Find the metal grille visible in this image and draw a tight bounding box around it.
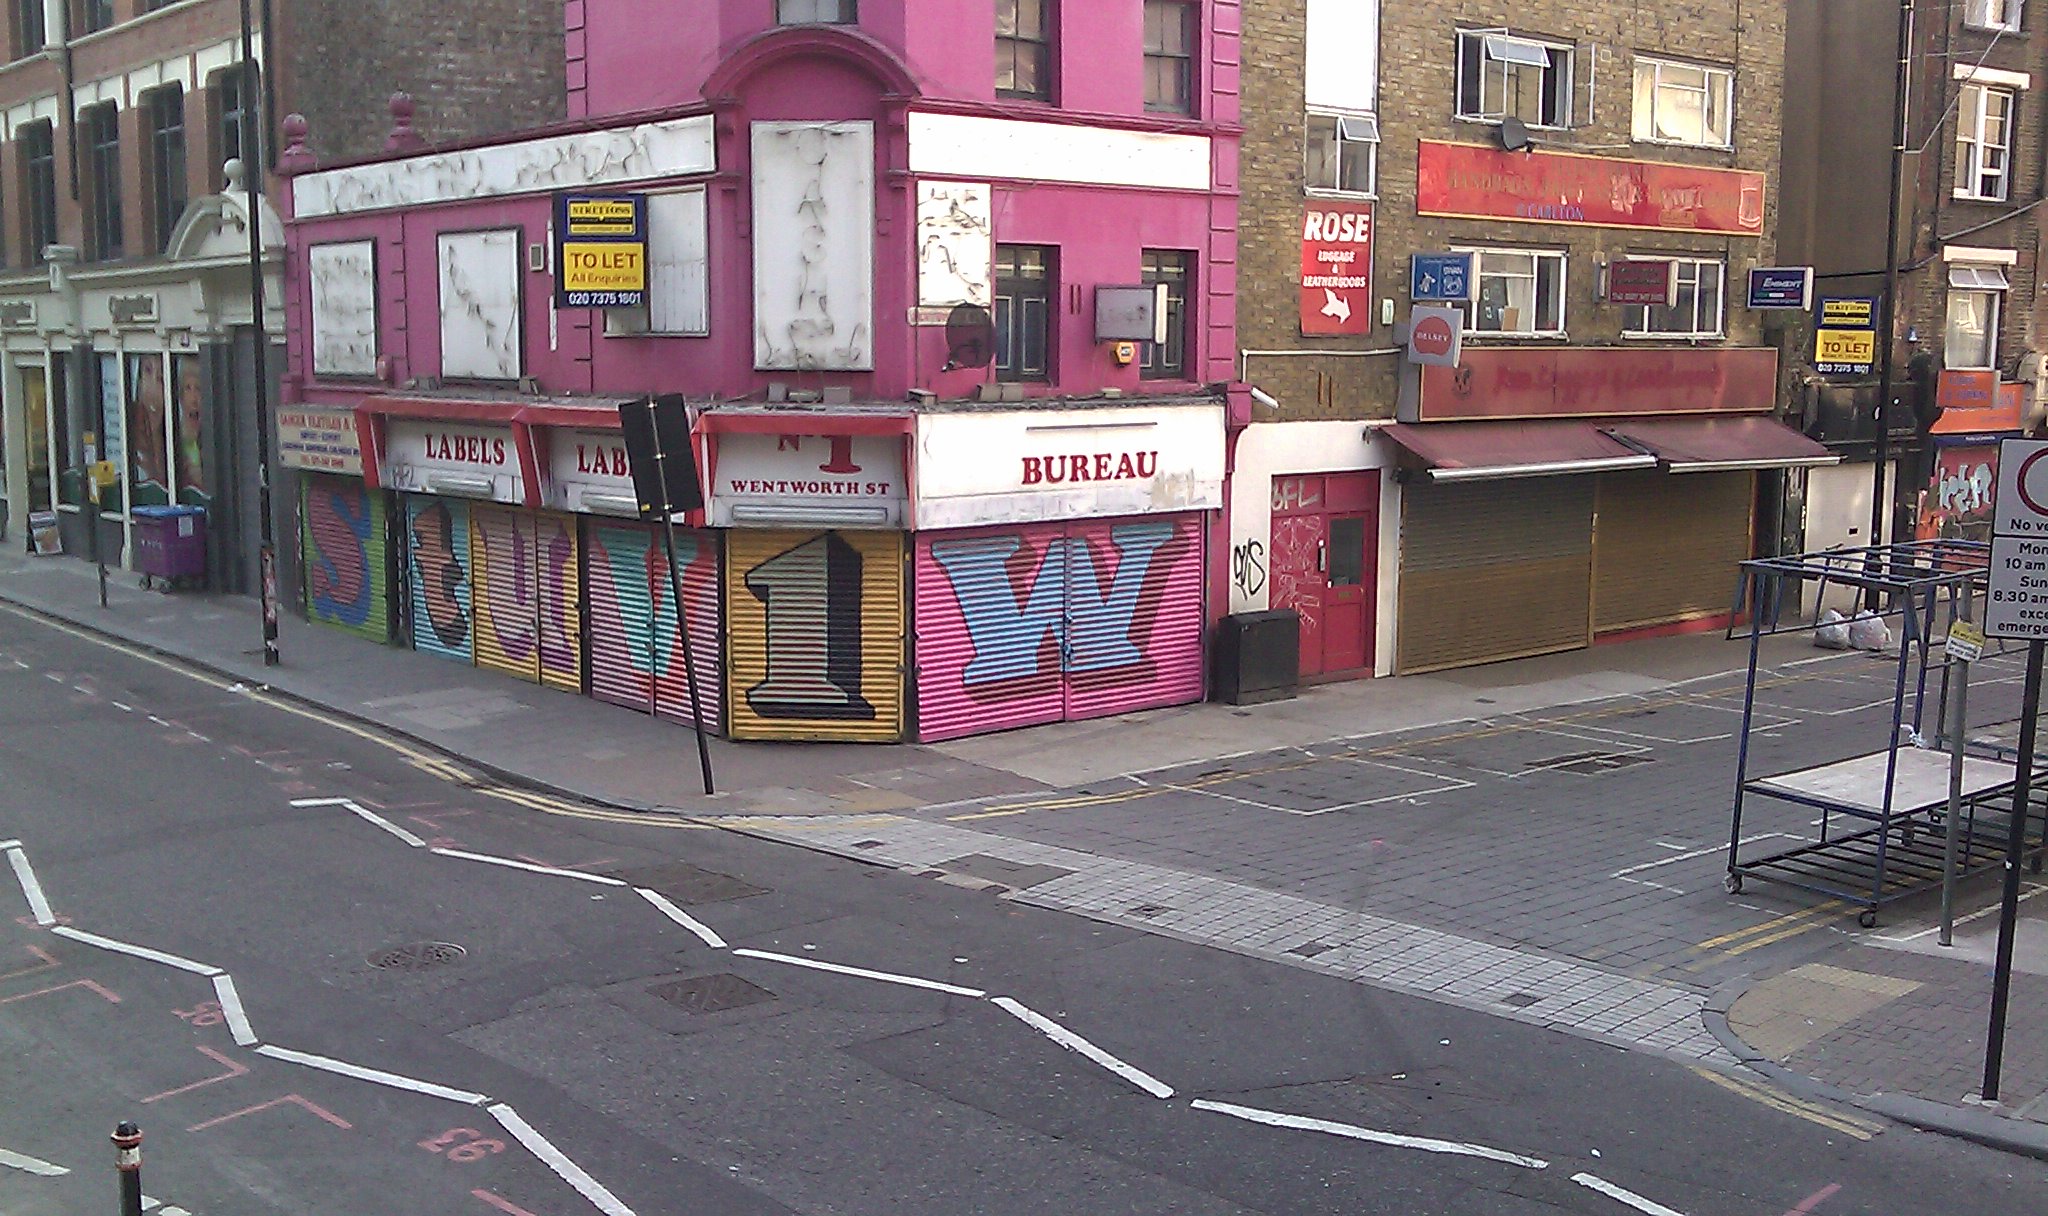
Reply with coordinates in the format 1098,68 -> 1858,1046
1398,477 -> 1594,673
652,973 -> 775,1015
369,942 -> 466,971
1593,470 -> 1753,633
726,529 -> 905,742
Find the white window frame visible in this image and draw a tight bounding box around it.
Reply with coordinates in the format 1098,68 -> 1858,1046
1305,109 -> 1378,197
1455,245 -> 1568,337
1631,56 -> 1734,149
603,187 -> 711,338
1957,83 -> 2016,201
1965,0 -> 2024,33
1455,29 -> 1574,129
1621,257 -> 1725,339
1946,264 -> 2008,370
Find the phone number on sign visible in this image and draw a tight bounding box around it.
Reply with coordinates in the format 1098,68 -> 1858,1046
564,292 -> 645,308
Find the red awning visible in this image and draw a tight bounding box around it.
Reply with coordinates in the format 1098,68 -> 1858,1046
1604,416 -> 1839,473
1381,421 -> 1657,482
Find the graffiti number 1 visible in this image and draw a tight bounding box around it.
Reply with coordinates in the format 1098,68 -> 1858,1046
745,533 -> 875,721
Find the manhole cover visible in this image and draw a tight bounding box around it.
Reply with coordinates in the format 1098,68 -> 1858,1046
1501,992 -> 1542,1008
369,942 -> 466,971
606,861 -> 768,905
651,973 -> 776,1015
1287,942 -> 1336,958
1128,904 -> 1170,918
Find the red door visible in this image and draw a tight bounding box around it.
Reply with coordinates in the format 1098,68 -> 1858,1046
1268,472 -> 1378,678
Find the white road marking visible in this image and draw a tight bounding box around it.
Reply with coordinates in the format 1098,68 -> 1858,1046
256,1045 -> 488,1105
51,926 -> 223,976
635,889 -> 727,949
1191,1098 -> 1550,1169
990,996 -> 1174,1099
0,838 -> 18,849
1611,834 -> 1798,878
733,948 -> 985,997
290,797 -> 427,848
0,1146 -> 69,1176
1572,1172 -> 1689,1216
212,974 -> 257,1046
487,1103 -> 637,1216
6,847 -> 57,925
1877,882 -> 2048,943
430,848 -> 627,886
112,701 -> 134,712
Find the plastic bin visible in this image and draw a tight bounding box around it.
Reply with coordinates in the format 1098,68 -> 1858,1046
130,505 -> 207,588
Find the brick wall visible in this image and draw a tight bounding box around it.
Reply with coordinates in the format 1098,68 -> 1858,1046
1240,1 -> 1789,422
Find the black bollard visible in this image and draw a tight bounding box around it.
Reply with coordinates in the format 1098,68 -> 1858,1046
111,1121 -> 142,1216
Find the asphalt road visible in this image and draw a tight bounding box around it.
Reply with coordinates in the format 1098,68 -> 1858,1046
0,606 -> 2042,1216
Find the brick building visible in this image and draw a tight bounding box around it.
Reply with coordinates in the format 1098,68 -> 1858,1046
0,0 -> 560,591
280,1 -> 1242,745
1231,0 -> 1830,677
1782,0 -> 2046,553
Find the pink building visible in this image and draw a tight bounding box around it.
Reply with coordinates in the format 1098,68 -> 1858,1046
281,1 -> 1243,743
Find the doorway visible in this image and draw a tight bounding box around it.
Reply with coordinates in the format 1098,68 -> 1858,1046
1269,471 -> 1379,678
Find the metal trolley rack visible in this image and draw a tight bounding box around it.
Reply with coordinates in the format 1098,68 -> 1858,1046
1724,540 -> 2046,927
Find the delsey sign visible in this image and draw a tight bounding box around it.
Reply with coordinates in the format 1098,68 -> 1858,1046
1406,305 -> 1463,368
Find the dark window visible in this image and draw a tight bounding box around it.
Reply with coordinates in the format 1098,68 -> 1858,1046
211,64 -> 256,189
1140,250 -> 1190,380
13,0 -> 43,61
20,120 -> 55,264
77,0 -> 113,34
1328,517 -> 1366,586
1143,0 -> 1195,115
994,244 -> 1052,383
146,85 -> 186,253
83,103 -> 122,261
776,0 -> 855,22
996,0 -> 1050,100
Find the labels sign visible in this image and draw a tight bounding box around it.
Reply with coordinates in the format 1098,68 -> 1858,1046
1986,438 -> 2048,639
555,193 -> 647,309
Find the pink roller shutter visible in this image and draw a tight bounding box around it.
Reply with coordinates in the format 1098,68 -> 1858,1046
1060,513 -> 1206,723
914,523 -> 1069,743
652,526 -> 724,732
584,520 -> 723,729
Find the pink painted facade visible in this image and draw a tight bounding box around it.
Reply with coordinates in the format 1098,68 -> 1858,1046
284,2 -> 1242,408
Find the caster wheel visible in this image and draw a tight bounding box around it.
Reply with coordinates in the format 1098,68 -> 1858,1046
1858,910 -> 1879,929
1724,873 -> 1744,895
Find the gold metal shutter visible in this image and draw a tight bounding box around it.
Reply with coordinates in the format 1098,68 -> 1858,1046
1396,477 -> 1595,674
1593,470 -> 1754,634
726,529 -> 906,742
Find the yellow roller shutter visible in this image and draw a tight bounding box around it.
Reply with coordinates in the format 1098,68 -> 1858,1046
1396,477 -> 1595,674
1593,471 -> 1754,634
726,528 -> 905,742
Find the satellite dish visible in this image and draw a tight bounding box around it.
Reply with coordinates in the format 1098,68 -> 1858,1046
1497,116 -> 1531,153
942,304 -> 996,372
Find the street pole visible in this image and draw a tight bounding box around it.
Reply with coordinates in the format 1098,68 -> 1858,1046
1868,0 -> 1912,609
240,0 -> 279,667
637,398 -> 715,796
111,1121 -> 142,1216
1982,638 -> 2043,1102
1940,586 -> 1973,946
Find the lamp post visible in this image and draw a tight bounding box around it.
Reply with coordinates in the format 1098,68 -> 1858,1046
1868,0 -> 1912,609
239,0 -> 279,666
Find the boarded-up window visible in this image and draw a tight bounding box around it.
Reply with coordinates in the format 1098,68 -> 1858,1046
309,240 -> 378,377
437,229 -> 522,381
751,121 -> 875,371
606,188 -> 709,337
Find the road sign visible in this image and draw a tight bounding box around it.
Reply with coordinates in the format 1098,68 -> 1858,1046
1748,267 -> 1813,310
1948,618 -> 1986,664
1406,305 -> 1463,368
1985,438 -> 2048,639
1410,252 -> 1472,303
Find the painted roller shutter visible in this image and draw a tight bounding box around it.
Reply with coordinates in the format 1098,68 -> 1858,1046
470,505 -> 542,683
404,495 -> 475,664
302,474 -> 389,642
915,522 -> 1069,743
1061,513 -> 1208,723
728,529 -> 904,742
1396,477 -> 1593,674
1593,471 -> 1754,634
584,520 -> 722,728
535,512 -> 584,693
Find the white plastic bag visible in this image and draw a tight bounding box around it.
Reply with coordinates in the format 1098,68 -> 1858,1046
1815,608 -> 1851,650
1846,612 -> 1892,651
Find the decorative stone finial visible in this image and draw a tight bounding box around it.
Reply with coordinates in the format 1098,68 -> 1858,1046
386,92 -> 425,153
223,158 -> 246,192
278,113 -> 315,175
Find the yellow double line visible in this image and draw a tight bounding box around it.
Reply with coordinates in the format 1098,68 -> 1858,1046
1693,900 -> 1846,958
1689,1066 -> 1882,1139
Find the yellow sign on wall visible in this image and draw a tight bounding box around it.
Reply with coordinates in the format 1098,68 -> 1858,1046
560,244 -> 646,294
553,192 -> 647,308
1814,328 -> 1875,375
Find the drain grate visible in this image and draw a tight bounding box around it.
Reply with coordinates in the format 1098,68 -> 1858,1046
1287,942 -> 1336,958
369,942 -> 466,971
606,861 -> 768,905
1128,904 -> 1170,918
651,973 -> 776,1015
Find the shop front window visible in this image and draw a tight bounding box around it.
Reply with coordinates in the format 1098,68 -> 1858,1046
1460,247 -> 1567,336
23,365 -> 48,512
174,353 -> 208,506
96,353 -> 125,515
127,352 -> 171,506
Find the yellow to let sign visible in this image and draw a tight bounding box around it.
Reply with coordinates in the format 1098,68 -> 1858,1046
1815,328 -> 1875,369
560,243 -> 646,293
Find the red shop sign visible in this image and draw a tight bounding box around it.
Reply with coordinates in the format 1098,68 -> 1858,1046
1416,141 -> 1766,237
1299,200 -> 1374,336
1418,348 -> 1779,421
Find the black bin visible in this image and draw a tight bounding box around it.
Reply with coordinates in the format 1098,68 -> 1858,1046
1212,609 -> 1300,705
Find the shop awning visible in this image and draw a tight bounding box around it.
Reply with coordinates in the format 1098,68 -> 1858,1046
1381,421 -> 1658,482
1603,416 -> 1840,473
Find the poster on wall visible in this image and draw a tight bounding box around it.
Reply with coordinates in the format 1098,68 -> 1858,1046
97,354 -> 124,500
126,353 -> 170,506
1300,201 -> 1375,336
173,354 -> 208,504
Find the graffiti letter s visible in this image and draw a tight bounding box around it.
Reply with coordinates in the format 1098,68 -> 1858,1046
1233,539 -> 1267,598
